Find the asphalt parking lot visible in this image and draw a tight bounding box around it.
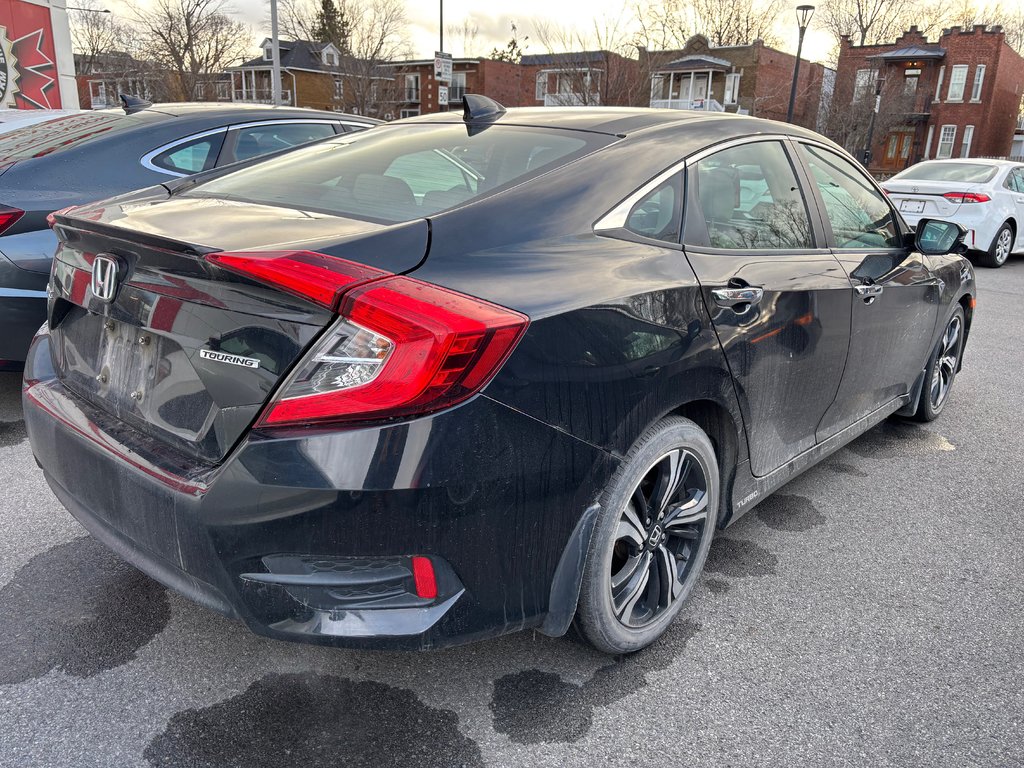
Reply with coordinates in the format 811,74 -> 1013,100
0,259 -> 1022,768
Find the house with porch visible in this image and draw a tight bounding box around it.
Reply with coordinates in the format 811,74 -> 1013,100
641,35 -> 829,128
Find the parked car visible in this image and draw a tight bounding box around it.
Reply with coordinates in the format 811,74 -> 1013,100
882,159 -> 1024,268
0,102 -> 380,370
23,98 -> 975,654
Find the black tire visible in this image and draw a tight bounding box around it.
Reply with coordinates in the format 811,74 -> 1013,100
575,416 -> 719,654
976,223 -> 1013,269
913,305 -> 965,422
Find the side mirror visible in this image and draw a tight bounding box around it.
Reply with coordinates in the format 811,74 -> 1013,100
915,218 -> 969,256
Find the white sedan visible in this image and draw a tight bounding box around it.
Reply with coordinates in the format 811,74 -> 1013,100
882,159 -> 1024,268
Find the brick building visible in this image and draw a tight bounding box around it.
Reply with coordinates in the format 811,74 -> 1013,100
378,57 -> 523,117
834,25 -> 1024,174
518,51 -> 643,107
640,35 -> 831,129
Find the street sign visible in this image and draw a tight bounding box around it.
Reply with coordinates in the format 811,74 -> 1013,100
438,85 -> 449,105
434,51 -> 452,83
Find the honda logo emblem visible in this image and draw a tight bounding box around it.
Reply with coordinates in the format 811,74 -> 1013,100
91,254 -> 120,303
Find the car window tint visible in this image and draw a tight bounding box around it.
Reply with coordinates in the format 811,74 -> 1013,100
233,122 -> 336,162
894,161 -> 997,184
1010,169 -> 1024,193
625,174 -> 682,243
691,141 -> 813,250
385,149 -> 475,200
152,135 -> 224,174
188,124 -> 605,224
799,144 -> 901,249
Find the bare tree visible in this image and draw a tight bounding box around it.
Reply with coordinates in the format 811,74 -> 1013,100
131,0 -> 251,101
447,19 -> 481,58
817,0 -> 954,48
638,0 -> 782,49
70,0 -> 130,74
533,15 -> 646,107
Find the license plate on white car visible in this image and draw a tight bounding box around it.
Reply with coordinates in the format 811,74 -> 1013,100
900,200 -> 925,214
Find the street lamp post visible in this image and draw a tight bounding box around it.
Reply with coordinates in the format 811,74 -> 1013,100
786,4 -> 814,124
269,0 -> 283,106
862,75 -> 884,167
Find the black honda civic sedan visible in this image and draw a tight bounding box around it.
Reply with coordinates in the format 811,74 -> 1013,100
24,97 -> 975,653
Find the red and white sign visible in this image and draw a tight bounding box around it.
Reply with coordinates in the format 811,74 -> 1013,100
0,0 -> 63,109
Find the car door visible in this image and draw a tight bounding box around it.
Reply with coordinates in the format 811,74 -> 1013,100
792,140 -> 942,440
219,120 -> 341,166
1008,168 -> 1024,250
682,138 -> 853,477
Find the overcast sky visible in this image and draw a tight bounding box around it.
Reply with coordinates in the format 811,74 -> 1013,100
114,0 -> 839,64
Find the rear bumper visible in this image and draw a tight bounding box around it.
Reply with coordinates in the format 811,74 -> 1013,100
24,330 -> 615,649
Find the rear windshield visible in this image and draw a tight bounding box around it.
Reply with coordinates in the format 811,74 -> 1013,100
0,112 -> 161,162
186,123 -> 609,223
893,162 -> 998,183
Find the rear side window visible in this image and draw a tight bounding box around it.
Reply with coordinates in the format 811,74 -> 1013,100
688,141 -> 813,250
799,144 -> 901,249
625,174 -> 682,243
151,134 -> 225,174
232,122 -> 337,162
895,161 -> 997,184
187,124 -> 605,223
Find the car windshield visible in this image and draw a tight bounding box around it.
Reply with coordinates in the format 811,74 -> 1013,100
894,162 -> 998,183
186,123 -> 609,223
0,112 -> 162,162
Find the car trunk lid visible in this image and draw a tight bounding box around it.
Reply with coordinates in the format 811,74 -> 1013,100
882,179 -> 986,218
47,195 -> 429,463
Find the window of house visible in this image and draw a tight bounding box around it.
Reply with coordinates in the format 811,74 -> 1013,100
935,127 -> 958,162
903,69 -> 919,96
934,66 -> 945,100
690,141 -> 813,250
263,47 -> 272,61
970,65 -> 985,101
151,134 -> 225,174
724,73 -> 741,105
961,125 -> 975,158
625,174 -> 683,243
404,74 -> 420,101
333,77 -> 344,100
924,125 -> 934,159
936,125 -> 957,159
946,65 -> 968,101
450,71 -> 466,100
854,68 -> 876,102
535,72 -> 548,100
399,107 -> 420,118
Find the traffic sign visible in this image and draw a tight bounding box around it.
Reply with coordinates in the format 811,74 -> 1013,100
434,51 -> 452,83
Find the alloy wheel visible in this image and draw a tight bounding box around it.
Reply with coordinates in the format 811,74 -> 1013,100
610,448 -> 709,628
930,315 -> 962,410
995,228 -> 1012,265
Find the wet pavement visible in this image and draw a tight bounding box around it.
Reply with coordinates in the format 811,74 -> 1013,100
1,260 -> 1022,767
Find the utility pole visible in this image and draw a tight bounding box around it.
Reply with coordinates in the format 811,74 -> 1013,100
862,76 -> 884,167
439,0 -> 444,52
270,0 -> 282,106
786,4 -> 815,124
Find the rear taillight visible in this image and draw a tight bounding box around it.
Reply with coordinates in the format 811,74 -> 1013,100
206,250 -> 389,310
943,192 -> 990,204
0,206 -> 24,235
205,249 -> 529,428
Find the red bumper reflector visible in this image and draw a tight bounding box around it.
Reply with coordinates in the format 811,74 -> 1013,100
411,556 -> 437,599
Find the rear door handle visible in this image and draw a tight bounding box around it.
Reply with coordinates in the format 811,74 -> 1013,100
712,287 -> 763,309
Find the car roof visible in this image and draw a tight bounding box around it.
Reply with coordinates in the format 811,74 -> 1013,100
102,102 -> 380,123
401,106 -> 827,141
911,158 -> 1018,167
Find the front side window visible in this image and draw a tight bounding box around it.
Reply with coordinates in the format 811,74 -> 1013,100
947,65 -> 968,101
690,141 -> 813,250
936,125 -> 957,159
151,134 -> 224,174
798,143 -> 900,249
188,124 -> 605,223
971,65 -> 985,101
232,123 -> 336,163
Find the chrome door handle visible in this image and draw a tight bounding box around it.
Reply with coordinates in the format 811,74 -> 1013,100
712,287 -> 763,308
855,284 -> 883,298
